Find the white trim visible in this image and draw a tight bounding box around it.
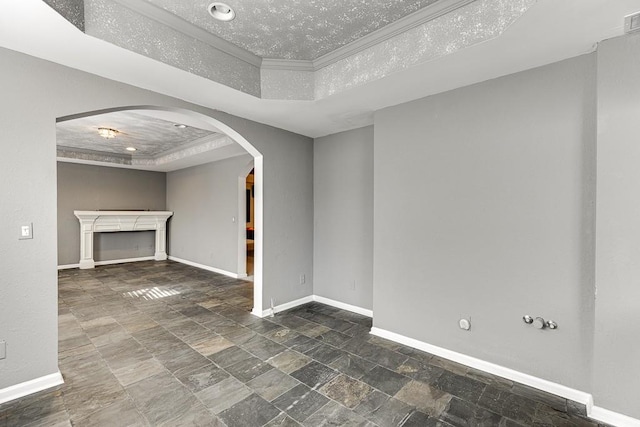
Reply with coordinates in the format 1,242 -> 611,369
261,59 -> 315,71
312,0 -> 475,70
0,371 -> 64,405
312,295 -> 373,317
112,0 -> 262,67
58,256 -> 155,270
369,327 -> 592,406
168,256 -> 243,279
590,406 -> 640,427
251,295 -> 373,318
252,295 -> 314,318
117,0 -> 473,73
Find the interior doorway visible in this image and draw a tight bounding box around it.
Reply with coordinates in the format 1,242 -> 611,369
245,168 -> 255,278
55,105 -> 265,316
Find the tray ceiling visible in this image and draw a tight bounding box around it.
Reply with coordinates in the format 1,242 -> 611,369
145,0 -> 440,61
56,110 -> 248,171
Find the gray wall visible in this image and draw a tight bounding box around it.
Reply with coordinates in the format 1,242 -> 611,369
373,54 -> 597,391
314,126 -> 373,310
167,154 -> 253,274
57,162 -> 166,265
0,46 -> 313,392
594,33 -> 640,419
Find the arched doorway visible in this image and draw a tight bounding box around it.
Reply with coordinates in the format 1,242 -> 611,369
56,105 -> 264,315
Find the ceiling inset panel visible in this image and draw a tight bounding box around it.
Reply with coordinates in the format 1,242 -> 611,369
56,111 -> 215,156
146,0 -> 441,60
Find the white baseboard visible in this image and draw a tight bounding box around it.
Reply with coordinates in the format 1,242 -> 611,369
0,371 -> 64,405
58,256 -> 155,270
590,405 -> 640,427
252,295 -> 372,319
253,296 -> 314,318
370,327 -> 640,427
370,327 -> 591,405
168,256 -> 243,279
312,295 -> 373,317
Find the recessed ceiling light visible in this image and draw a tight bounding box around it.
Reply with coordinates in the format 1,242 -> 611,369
174,123 -> 187,129
97,127 -> 118,139
208,2 -> 235,22
126,147 -> 137,152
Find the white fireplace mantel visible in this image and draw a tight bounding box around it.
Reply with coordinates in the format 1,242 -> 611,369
74,210 -> 173,269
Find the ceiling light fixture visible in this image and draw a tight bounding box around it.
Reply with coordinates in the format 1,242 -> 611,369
97,127 -> 119,139
208,2 -> 235,22
126,147 -> 137,152
174,123 -> 187,129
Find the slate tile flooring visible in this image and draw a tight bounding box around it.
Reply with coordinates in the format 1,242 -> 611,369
0,261 -> 609,426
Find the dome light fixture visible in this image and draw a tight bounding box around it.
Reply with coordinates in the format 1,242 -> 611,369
208,2 -> 235,22
174,123 -> 187,129
126,147 -> 137,152
97,127 -> 118,139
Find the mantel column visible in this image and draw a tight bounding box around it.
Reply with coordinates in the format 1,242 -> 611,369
77,215 -> 98,269
155,220 -> 168,261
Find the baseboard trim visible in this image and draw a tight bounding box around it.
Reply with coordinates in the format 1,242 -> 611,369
312,295 -> 373,317
370,327 -> 591,405
253,296 -> 314,318
252,295 -> 373,319
0,371 -> 64,405
168,256 -> 242,279
590,405 -> 640,427
57,256 -> 155,270
370,327 -> 640,426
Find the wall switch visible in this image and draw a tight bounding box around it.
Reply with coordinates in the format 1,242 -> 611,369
0,341 -> 6,359
299,274 -> 306,285
19,223 -> 33,240
351,280 -> 356,290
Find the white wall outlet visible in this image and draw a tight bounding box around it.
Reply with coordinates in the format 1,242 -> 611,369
0,341 -> 6,359
299,274 -> 306,285
19,223 -> 33,240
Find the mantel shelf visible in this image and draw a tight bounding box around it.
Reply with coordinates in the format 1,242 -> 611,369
74,210 -> 173,269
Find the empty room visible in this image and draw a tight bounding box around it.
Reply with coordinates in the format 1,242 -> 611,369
1,1 -> 640,426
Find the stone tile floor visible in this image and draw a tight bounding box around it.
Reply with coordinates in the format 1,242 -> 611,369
0,261 -> 608,426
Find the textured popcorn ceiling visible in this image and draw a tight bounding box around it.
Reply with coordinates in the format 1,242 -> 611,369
314,0 -> 535,98
145,0 -> 440,60
56,111 -> 216,156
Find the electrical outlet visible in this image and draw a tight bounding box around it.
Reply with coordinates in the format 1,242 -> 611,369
351,280 -> 356,290
19,223 -> 33,240
299,274 -> 306,285
0,341 -> 6,360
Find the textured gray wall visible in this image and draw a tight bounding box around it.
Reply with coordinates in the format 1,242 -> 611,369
0,46 -> 313,392
166,154 -> 252,274
57,162 -> 167,266
314,127 -> 373,310
373,54 -> 597,391
594,33 -> 640,420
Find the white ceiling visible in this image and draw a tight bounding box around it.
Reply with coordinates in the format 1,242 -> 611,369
57,111 -> 217,156
145,0 -> 440,60
0,0 -> 638,139
56,109 -> 248,172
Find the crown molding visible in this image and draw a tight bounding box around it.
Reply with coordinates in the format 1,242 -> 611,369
312,0 -> 477,70
112,0 -> 262,68
116,0 -> 476,74
261,59 -> 314,72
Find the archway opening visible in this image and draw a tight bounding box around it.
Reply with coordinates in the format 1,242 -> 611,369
55,105 -> 264,315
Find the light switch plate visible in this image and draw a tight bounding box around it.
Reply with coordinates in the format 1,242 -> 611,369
0,341 -> 6,360
19,223 -> 33,240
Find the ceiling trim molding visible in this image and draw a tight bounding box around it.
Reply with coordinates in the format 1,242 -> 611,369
114,0 -> 477,74
112,0 -> 262,68
312,0 -> 477,70
261,59 -> 314,71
